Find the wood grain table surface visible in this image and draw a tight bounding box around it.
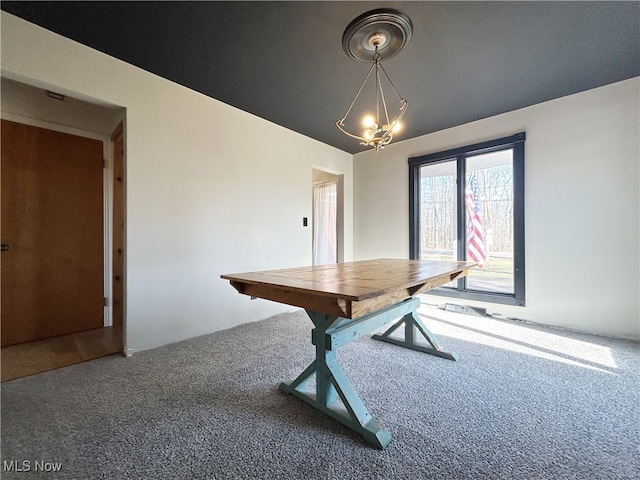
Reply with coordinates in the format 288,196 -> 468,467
222,258 -> 477,319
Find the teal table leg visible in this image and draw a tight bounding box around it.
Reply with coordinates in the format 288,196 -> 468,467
280,301 -> 417,449
372,310 -> 458,361
279,298 -> 457,448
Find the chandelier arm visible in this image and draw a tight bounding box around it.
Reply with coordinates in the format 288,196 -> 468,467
378,98 -> 408,145
339,62 -> 376,122
385,99 -> 408,139
375,61 -> 380,125
335,120 -> 370,142
379,61 -> 409,142
374,47 -> 381,125
378,62 -> 405,102
376,67 -> 391,126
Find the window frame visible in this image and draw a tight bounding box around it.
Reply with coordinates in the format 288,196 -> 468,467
409,132 -> 526,306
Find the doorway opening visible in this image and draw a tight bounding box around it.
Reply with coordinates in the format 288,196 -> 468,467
0,78 -> 126,381
312,168 -> 344,265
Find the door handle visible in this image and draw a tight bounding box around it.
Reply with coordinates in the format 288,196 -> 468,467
1,244 -> 8,252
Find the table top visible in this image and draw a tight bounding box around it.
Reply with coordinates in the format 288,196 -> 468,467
221,258 -> 476,319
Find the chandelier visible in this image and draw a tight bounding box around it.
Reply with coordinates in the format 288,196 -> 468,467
336,9 -> 413,151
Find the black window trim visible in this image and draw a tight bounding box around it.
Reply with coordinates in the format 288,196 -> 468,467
409,132 -> 525,306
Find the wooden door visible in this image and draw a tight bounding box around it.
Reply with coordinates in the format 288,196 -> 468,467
1,120 -> 104,346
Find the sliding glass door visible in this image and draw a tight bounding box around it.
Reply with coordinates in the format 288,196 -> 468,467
409,133 -> 525,306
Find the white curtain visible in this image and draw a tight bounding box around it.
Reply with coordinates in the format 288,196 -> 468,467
312,182 -> 337,265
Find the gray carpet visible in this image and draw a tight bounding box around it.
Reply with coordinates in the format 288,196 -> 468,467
2,305 -> 639,479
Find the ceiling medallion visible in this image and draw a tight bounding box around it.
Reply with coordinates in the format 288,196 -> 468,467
336,9 -> 413,151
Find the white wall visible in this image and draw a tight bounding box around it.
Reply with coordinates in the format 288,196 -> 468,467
354,78 -> 640,340
1,13 -> 353,353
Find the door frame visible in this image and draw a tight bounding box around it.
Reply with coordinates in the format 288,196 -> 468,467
1,112 -> 115,328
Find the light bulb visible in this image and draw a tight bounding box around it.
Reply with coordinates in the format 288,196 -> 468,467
392,122 -> 402,133
363,129 -> 375,140
362,115 -> 375,128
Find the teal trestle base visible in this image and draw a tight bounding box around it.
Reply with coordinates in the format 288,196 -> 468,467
371,308 -> 458,361
279,297 -> 456,449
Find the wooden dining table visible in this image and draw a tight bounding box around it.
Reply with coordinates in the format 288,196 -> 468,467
221,258 -> 476,448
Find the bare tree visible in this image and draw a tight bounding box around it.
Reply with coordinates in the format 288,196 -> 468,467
420,164 -> 513,255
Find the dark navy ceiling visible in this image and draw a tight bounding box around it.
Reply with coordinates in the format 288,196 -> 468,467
2,1 -> 639,154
